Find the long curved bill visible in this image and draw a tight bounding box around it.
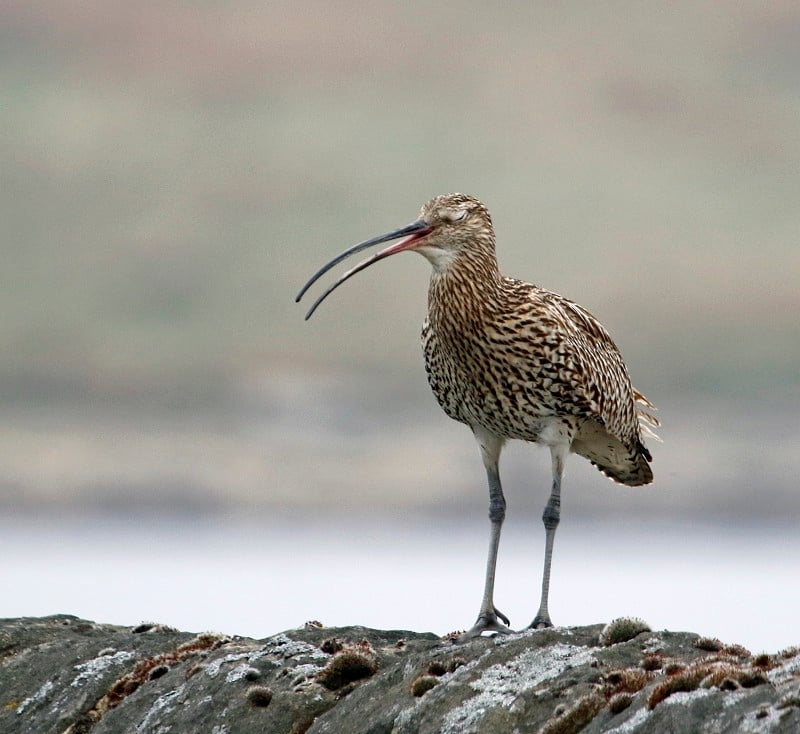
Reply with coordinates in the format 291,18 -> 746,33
296,219 -> 432,320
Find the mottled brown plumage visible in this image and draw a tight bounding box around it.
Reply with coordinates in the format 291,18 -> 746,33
420,195 -> 655,486
297,193 -> 658,639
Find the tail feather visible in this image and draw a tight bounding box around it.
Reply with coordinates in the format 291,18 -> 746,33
572,417 -> 654,487
588,449 -> 653,487
634,388 -> 661,443
572,389 -> 658,487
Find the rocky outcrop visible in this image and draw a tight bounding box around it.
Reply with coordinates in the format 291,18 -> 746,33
1,615 -> 798,733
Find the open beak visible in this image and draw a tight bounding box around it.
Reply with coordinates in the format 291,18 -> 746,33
296,219 -> 432,320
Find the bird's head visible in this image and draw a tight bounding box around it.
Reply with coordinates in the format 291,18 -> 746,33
296,193 -> 495,319
414,193 -> 494,269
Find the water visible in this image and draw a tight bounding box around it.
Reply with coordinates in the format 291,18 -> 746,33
2,513 -> 797,653
2,376 -> 798,653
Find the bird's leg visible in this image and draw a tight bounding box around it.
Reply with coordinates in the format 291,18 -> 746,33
460,430 -> 512,641
529,443 -> 567,629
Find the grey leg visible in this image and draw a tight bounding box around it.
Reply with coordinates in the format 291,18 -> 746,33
529,443 -> 568,629
460,428 -> 512,640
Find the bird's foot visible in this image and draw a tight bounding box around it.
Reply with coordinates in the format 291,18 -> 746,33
527,612 -> 553,630
457,609 -> 512,642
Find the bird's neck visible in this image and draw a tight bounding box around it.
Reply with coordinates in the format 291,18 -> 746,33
427,249 -> 503,329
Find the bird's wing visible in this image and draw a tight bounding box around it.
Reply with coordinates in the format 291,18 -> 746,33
537,290 -> 641,447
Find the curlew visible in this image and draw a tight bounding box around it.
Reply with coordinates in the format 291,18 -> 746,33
296,193 -> 658,639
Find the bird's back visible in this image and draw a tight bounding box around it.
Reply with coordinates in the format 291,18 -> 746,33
422,274 -> 657,486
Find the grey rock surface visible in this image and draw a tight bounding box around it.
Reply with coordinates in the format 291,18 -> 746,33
1,615 -> 798,734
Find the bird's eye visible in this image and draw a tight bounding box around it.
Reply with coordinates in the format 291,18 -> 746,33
442,209 -> 467,223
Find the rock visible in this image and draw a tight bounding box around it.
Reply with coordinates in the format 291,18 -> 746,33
1,615 -> 799,733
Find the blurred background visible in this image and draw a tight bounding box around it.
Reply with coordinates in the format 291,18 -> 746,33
1,2 -> 798,650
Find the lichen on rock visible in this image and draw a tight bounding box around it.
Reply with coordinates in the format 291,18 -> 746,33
1,616 -> 798,734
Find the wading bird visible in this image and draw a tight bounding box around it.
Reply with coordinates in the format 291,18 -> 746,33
296,194 -> 658,639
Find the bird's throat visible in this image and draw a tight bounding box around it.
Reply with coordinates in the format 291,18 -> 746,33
427,256 -> 502,338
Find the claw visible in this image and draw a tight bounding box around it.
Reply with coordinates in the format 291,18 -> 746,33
457,612 -> 513,642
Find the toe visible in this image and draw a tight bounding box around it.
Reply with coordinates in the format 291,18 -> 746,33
494,607 -> 510,626
457,614 -> 513,642
528,614 -> 553,630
